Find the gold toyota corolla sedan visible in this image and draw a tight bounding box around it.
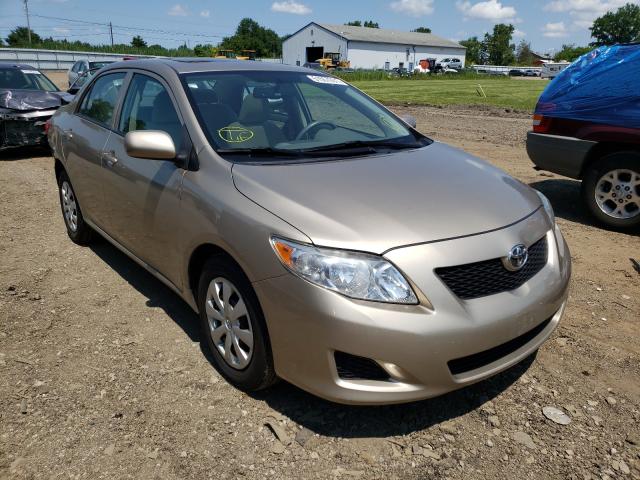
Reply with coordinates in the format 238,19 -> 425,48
48,58 -> 571,405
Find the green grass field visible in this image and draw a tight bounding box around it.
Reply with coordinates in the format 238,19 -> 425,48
350,78 -> 548,111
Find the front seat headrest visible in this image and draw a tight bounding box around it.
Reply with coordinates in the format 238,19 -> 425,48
237,95 -> 268,125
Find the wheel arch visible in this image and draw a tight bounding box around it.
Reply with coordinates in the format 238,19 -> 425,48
187,243 -> 247,307
580,142 -> 640,178
54,158 -> 65,180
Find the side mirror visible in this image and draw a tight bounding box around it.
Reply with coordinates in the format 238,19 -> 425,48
399,114 -> 417,129
67,86 -> 79,95
124,130 -> 176,160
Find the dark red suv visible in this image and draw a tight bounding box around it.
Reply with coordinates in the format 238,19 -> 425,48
527,116 -> 640,228
526,44 -> 640,229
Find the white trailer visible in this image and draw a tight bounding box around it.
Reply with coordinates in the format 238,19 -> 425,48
541,62 -> 571,79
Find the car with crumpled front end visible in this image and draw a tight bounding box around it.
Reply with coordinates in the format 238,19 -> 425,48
47,58 -> 571,404
1,64 -> 73,150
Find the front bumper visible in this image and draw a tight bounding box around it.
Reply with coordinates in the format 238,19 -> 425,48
254,209 -> 571,405
0,109 -> 56,149
526,131 -> 596,179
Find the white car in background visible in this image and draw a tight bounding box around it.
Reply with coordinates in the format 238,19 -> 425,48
437,58 -> 463,70
67,60 -> 114,86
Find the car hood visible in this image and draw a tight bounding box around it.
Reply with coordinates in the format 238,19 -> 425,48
232,142 -> 542,254
0,89 -> 73,111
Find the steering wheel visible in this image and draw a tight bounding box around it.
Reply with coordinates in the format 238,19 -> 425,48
295,121 -> 336,141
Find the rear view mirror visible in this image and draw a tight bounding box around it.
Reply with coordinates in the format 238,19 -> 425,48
124,130 -> 176,160
399,114 -> 417,129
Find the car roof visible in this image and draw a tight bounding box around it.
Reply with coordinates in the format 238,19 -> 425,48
0,63 -> 41,71
100,58 -> 315,75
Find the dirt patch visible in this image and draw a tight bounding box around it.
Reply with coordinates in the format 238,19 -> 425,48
43,70 -> 68,89
1,106 -> 639,479
392,102 -> 533,119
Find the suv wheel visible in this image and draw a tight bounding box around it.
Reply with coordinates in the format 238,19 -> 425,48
57,170 -> 96,244
197,256 -> 276,392
582,152 -> 640,229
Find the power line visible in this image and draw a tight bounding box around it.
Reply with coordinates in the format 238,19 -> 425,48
30,13 -> 230,39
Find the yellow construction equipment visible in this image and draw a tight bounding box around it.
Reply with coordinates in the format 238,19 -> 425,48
215,49 -> 236,59
316,52 -> 350,69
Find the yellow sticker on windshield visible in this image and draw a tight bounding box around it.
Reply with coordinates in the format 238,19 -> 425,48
218,126 -> 254,143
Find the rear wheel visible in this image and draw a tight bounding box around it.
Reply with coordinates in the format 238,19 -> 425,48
582,152 -> 640,229
197,256 -> 276,392
57,170 -> 96,244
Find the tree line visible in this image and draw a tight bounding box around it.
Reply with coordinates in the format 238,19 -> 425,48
2,18 -> 285,59
461,2 -> 640,66
3,3 -> 639,64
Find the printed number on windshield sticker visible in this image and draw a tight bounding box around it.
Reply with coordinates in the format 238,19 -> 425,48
307,75 -> 346,86
218,126 -> 255,143
378,115 -> 395,128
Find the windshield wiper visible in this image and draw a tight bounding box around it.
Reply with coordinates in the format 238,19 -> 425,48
217,146 -> 376,159
302,139 -> 422,153
217,139 -> 424,160
217,147 -> 302,158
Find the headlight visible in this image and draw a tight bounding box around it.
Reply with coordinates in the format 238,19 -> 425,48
536,191 -> 555,226
271,237 -> 418,304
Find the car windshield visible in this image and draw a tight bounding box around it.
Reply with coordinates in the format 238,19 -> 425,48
89,61 -> 113,69
182,70 -> 429,159
0,67 -> 59,92
71,68 -> 100,90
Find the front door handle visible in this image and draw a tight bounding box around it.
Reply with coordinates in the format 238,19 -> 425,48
62,129 -> 73,140
102,151 -> 118,167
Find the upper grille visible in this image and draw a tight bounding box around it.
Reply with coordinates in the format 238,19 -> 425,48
435,236 -> 548,300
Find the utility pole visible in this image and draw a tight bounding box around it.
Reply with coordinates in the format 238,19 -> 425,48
23,0 -> 32,46
109,21 -> 114,47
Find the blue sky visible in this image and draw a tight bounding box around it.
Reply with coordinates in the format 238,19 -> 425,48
1,0 -> 638,54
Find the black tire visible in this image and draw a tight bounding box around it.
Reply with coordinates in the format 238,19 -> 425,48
56,169 -> 96,245
582,151 -> 640,229
197,255 -> 276,392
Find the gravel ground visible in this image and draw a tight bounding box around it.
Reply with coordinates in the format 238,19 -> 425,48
1,105 -> 639,480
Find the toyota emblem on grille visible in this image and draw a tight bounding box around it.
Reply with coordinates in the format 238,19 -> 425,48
502,244 -> 529,272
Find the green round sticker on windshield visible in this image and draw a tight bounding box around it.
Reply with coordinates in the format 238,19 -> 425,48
218,126 -> 254,143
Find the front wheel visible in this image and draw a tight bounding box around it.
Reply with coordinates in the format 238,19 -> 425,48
197,256 -> 276,392
582,152 -> 640,229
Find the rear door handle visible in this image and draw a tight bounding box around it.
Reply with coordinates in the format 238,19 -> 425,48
102,151 -> 118,167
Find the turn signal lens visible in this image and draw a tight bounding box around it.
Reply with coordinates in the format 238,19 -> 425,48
273,240 -> 294,267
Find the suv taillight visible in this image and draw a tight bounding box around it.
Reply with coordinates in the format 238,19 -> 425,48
532,114 -> 550,133
44,119 -> 52,134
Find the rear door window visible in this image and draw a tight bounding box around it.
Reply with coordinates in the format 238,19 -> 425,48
78,72 -> 126,127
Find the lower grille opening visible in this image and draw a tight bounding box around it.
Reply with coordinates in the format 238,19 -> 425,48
448,316 -> 553,376
334,351 -> 390,381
